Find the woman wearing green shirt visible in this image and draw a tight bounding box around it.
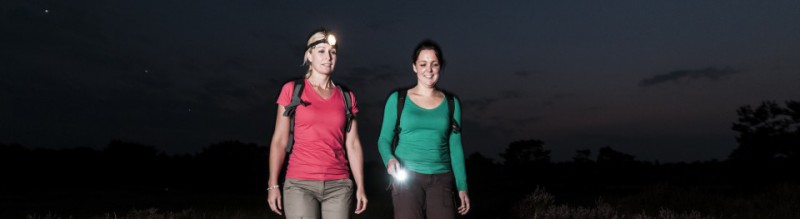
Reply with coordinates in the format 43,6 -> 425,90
377,39 -> 470,218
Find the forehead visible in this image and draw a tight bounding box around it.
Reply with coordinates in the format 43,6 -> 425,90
416,49 -> 438,61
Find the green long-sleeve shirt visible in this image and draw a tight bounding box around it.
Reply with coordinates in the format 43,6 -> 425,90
377,91 -> 468,191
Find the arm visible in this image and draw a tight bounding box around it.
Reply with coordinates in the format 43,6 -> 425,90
377,92 -> 402,176
267,104 -> 290,215
449,97 -> 468,192
377,92 -> 399,167
449,97 -> 471,215
345,119 -> 368,214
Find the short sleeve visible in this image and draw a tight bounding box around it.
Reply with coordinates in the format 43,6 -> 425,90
276,81 -> 296,106
348,91 -> 359,115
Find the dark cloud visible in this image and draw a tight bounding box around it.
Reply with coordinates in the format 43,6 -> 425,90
639,67 -> 738,87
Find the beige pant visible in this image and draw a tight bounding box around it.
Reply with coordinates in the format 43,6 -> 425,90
283,178 -> 353,219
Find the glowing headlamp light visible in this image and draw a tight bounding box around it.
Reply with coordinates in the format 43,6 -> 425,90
306,33 -> 337,50
394,168 -> 408,181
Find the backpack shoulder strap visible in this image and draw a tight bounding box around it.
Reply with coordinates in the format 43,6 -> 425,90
443,90 -> 461,134
284,78 -> 307,153
337,82 -> 354,133
391,88 -> 408,154
283,79 -> 307,116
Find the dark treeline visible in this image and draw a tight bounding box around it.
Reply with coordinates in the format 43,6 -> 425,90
1,101 -> 798,218
0,140 -> 269,193
466,100 -> 800,217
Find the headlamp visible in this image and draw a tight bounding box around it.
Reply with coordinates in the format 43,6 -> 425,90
306,32 -> 337,50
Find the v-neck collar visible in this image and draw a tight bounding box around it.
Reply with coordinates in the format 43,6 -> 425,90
305,79 -> 338,102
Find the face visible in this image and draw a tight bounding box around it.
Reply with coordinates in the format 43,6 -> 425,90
412,49 -> 440,88
306,43 -> 337,75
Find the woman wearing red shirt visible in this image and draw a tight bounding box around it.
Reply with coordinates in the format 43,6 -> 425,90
267,28 -> 367,219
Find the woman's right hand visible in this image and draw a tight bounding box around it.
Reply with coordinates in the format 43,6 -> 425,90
387,158 -> 400,177
267,188 -> 282,215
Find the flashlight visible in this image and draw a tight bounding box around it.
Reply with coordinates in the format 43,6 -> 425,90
395,167 -> 408,181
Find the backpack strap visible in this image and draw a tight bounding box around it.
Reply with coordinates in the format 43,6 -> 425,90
338,83 -> 354,133
283,79 -> 307,153
391,89 -> 407,154
444,91 -> 461,134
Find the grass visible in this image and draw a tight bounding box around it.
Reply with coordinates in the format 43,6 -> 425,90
17,184 -> 800,219
511,187 -> 714,219
25,208 -> 273,219
510,184 -> 800,219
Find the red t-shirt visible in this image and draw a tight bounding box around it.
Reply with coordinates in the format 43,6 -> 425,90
276,79 -> 358,180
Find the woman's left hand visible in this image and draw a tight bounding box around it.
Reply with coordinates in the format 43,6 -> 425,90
354,188 -> 368,214
457,191 -> 470,215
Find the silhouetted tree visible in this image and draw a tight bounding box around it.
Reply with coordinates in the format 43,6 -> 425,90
467,152 -> 496,168
730,101 -> 800,161
0,143 -> 29,166
199,140 -> 264,161
500,139 -> 551,166
573,149 -> 593,163
596,146 -> 635,163
0,143 -> 30,187
197,140 -> 268,192
105,140 -> 159,160
102,140 -> 162,189
465,152 -> 498,193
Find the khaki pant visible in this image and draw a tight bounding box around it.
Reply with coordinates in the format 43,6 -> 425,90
283,178 -> 353,219
392,171 -> 457,219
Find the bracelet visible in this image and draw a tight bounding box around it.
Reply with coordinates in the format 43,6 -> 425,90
267,185 -> 280,191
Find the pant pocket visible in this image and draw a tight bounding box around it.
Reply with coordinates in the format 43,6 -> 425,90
439,173 -> 456,209
283,179 -> 295,191
442,186 -> 455,209
283,179 -> 299,192
344,178 -> 354,190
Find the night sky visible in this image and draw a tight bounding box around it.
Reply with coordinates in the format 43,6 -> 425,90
3,0 -> 799,162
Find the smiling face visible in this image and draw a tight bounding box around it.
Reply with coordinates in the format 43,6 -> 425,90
412,49 -> 441,88
305,43 -> 337,75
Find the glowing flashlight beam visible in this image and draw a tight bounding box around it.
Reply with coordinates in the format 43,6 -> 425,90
395,168 -> 408,181
327,34 -> 336,46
